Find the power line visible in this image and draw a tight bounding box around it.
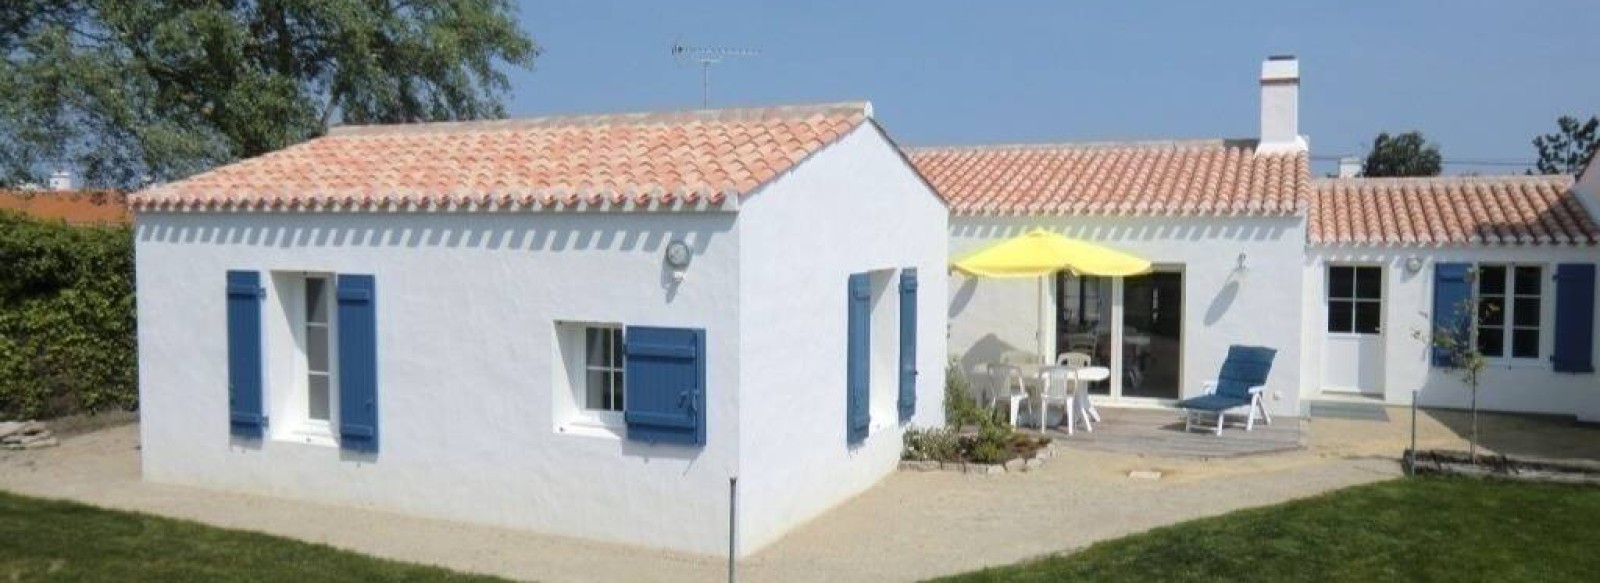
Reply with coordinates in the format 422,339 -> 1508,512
1310,154 -> 1536,167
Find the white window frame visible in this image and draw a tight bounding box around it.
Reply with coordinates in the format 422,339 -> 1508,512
582,325 -> 626,415
1473,263 -> 1545,364
267,270 -> 341,447
1326,264 -> 1383,336
303,275 -> 335,424
553,321 -> 626,438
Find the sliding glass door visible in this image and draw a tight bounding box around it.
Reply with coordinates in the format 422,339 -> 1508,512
1056,269 -> 1183,401
1121,272 -> 1182,400
1056,273 -> 1112,395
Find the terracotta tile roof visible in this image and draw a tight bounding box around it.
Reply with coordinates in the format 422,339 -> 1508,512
1310,175 -> 1600,246
129,102 -> 872,212
907,140 -> 1308,216
0,190 -> 129,225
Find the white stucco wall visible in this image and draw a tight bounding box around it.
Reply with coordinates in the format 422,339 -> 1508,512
135,210 -> 744,555
949,215 -> 1307,417
735,123 -> 949,555
1304,247 -> 1600,421
1576,164 -> 1600,220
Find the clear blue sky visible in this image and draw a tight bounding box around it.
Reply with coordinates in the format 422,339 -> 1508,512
510,1 -> 1599,175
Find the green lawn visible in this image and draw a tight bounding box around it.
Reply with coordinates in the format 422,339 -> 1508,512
6,477 -> 1597,582
0,491 -> 508,582
936,476 -> 1600,582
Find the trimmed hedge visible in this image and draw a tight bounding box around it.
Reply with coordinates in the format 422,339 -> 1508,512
0,210 -> 136,419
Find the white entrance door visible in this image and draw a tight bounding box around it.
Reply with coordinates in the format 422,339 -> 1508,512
1322,265 -> 1384,395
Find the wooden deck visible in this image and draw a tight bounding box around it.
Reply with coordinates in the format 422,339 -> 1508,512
1032,406 -> 1307,459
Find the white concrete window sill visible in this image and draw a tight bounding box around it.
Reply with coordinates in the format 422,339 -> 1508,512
557,416 -> 625,440
1487,359 -> 1547,371
276,421 -> 338,448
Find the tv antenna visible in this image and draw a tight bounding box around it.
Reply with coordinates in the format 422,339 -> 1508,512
671,38 -> 760,108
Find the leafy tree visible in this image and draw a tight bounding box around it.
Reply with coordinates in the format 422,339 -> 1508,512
0,1 -> 538,189
1363,131 -> 1443,177
1532,115 -> 1599,175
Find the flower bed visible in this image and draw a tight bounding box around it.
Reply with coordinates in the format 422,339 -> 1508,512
1406,449 -> 1600,486
900,425 -> 1054,475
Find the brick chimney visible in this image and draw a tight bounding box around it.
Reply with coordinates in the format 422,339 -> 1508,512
1257,55 -> 1307,154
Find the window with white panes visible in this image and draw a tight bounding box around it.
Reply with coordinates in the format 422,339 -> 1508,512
1475,264 -> 1542,359
1327,265 -> 1382,334
303,275 -> 335,422
584,326 -> 625,412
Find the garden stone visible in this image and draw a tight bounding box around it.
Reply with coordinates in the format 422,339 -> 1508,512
15,432 -> 54,445
899,460 -> 941,472
1003,458 -> 1026,473
965,463 -> 1004,476
1024,458 -> 1044,471
0,421 -> 43,440
20,437 -> 58,450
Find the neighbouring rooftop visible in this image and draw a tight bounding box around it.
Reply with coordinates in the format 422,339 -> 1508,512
1310,175 -> 1600,246
0,190 -> 129,225
907,139 -> 1309,217
129,102 -> 872,212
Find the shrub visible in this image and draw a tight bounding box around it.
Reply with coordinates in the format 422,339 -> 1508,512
968,441 -> 1006,464
944,359 -> 988,429
0,211 -> 136,419
966,419 -> 1014,463
901,426 -> 961,461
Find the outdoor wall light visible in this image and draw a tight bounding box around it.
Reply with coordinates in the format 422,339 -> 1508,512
665,240 -> 692,282
1235,252 -> 1249,271
1405,256 -> 1424,274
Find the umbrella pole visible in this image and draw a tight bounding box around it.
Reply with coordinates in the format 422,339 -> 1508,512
1037,276 -> 1046,364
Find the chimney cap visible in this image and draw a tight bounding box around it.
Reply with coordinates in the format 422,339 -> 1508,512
1261,56 -> 1300,83
1267,54 -> 1297,61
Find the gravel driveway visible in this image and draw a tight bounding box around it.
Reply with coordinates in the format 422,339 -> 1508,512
9,408 -> 1577,582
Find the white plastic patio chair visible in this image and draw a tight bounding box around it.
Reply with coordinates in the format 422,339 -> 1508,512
1038,367 -> 1094,435
979,363 -> 1029,426
1065,333 -> 1097,356
1057,352 -> 1101,423
999,350 -> 1040,365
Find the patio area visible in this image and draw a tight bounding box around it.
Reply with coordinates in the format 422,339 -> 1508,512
1036,406 -> 1307,459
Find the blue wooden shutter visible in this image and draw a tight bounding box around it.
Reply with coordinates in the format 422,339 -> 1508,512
1431,263 -> 1473,367
1552,264 -> 1596,373
623,326 -> 706,446
898,269 -> 918,423
847,273 -> 871,444
336,274 -> 379,452
226,271 -> 266,438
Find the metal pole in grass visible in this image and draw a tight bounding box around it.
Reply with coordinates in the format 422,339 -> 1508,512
1409,389 -> 1419,476
728,476 -> 738,583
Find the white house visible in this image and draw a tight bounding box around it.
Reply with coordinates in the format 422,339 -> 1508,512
129,102 -> 948,557
918,55 -> 1600,422
916,57 -> 1311,419
1305,174 -> 1600,417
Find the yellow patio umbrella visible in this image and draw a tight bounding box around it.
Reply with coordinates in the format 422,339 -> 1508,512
953,229 -> 1151,362
953,228 -> 1151,278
